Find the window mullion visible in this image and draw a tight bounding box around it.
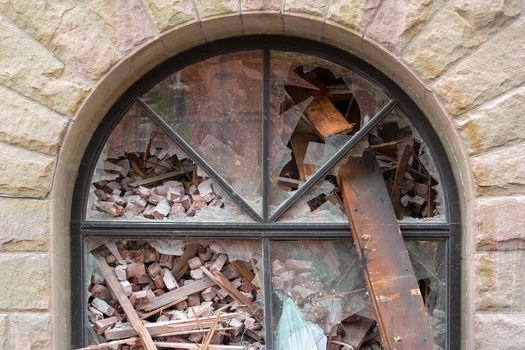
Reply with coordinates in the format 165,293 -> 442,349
262,49 -> 270,222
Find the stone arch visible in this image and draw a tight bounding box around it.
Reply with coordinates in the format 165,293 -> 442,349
52,13 -> 472,349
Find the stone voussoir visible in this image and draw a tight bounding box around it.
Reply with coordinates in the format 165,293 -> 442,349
432,15 -> 525,116
456,85 -> 525,155
326,0 -> 382,33
193,0 -> 240,20
0,254 -> 50,311
0,85 -> 68,156
144,0 -> 198,32
0,16 -> 91,117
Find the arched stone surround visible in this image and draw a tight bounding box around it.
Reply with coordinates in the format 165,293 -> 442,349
0,2 -> 524,349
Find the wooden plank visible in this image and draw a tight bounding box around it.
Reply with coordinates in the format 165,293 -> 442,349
153,343 -> 244,350
290,132 -> 318,181
337,152 -> 434,350
92,251 -> 158,350
75,337 -> 138,350
129,167 -> 194,187
104,313 -> 241,340
143,265 -> 239,311
200,266 -> 263,322
286,86 -> 354,140
389,143 -> 413,218
172,243 -> 200,280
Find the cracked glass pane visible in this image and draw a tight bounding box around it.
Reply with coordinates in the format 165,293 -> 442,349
87,104 -> 253,222
269,51 -> 390,216
271,240 -> 446,350
275,106 -> 445,222
84,237 -> 265,349
142,51 -> 264,215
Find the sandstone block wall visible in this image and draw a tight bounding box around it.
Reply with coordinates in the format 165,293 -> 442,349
0,1 -> 523,349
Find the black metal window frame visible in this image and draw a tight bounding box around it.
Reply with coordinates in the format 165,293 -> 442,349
71,36 -> 461,349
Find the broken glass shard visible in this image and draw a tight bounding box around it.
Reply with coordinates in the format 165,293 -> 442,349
87,104 -> 253,222
142,51 -> 264,215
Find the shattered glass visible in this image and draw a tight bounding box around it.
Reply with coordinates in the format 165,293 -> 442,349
269,51 -> 390,216
87,104 -> 253,222
142,51 -> 264,215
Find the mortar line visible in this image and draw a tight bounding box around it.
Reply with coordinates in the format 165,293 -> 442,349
362,0 -> 387,38
431,14 -> 523,86
0,14 -> 94,87
401,0 -> 450,55
137,0 -> 162,37
468,140 -> 525,159
0,84 -> 71,119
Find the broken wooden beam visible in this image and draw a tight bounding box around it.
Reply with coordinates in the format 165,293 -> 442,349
337,151 -> 434,350
93,250 -> 158,350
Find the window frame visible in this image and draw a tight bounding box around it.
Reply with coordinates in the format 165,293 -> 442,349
71,36 -> 461,349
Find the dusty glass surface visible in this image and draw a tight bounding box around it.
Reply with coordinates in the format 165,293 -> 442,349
87,104 -> 253,222
269,51 -> 390,216
276,106 -> 445,222
142,51 -> 264,215
271,240 -> 446,350
84,237 -> 265,349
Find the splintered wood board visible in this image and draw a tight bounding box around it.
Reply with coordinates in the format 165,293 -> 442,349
337,153 -> 434,350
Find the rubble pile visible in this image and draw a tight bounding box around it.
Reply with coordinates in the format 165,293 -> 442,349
84,240 -> 264,350
90,131 -> 228,220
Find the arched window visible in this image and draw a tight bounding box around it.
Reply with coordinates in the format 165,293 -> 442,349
72,37 -> 460,350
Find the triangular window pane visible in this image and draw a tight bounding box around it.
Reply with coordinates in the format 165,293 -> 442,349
87,104 -> 253,222
276,107 -> 445,222
269,51 -> 390,215
141,51 -> 264,215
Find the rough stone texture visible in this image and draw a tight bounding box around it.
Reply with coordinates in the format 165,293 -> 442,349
194,0 -> 239,19
0,143 -> 55,197
326,0 -> 381,33
366,0 -> 445,55
474,251 -> 525,311
0,0 -> 121,82
284,0 -> 329,18
0,86 -> 67,155
241,0 -> 281,13
0,315 -> 6,349
0,254 -> 50,310
403,0 -> 521,81
5,314 -> 52,350
471,143 -> 525,196
456,85 -> 525,155
78,0 -> 159,54
474,313 -> 525,349
432,15 -> 525,116
0,17 -> 91,117
144,0 -> 197,31
0,198 -> 49,252
475,196 -> 525,251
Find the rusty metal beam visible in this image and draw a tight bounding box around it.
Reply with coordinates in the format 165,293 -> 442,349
338,151 -> 434,350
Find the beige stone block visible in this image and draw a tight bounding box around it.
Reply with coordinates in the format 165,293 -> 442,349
0,143 -> 55,197
0,17 -> 91,117
0,315 -> 6,350
0,0 -> 121,82
475,196 -> 525,251
326,0 -> 381,33
242,12 -> 283,34
7,314 -> 52,350
0,198 -> 49,252
241,0 -> 281,13
284,0 -> 329,18
194,0 -> 240,20
474,251 -> 525,311
456,86 -> 525,155
144,0 -> 197,32
78,0 -> 159,54
471,143 -> 525,196
366,0 -> 445,55
432,15 -> 525,116
0,86 -> 67,155
474,313 -> 525,349
0,254 -> 50,310
403,1 -> 520,82
200,14 -> 243,42
283,14 -> 323,41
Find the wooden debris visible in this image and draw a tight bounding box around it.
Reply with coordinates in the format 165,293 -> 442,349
338,152 -> 434,350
